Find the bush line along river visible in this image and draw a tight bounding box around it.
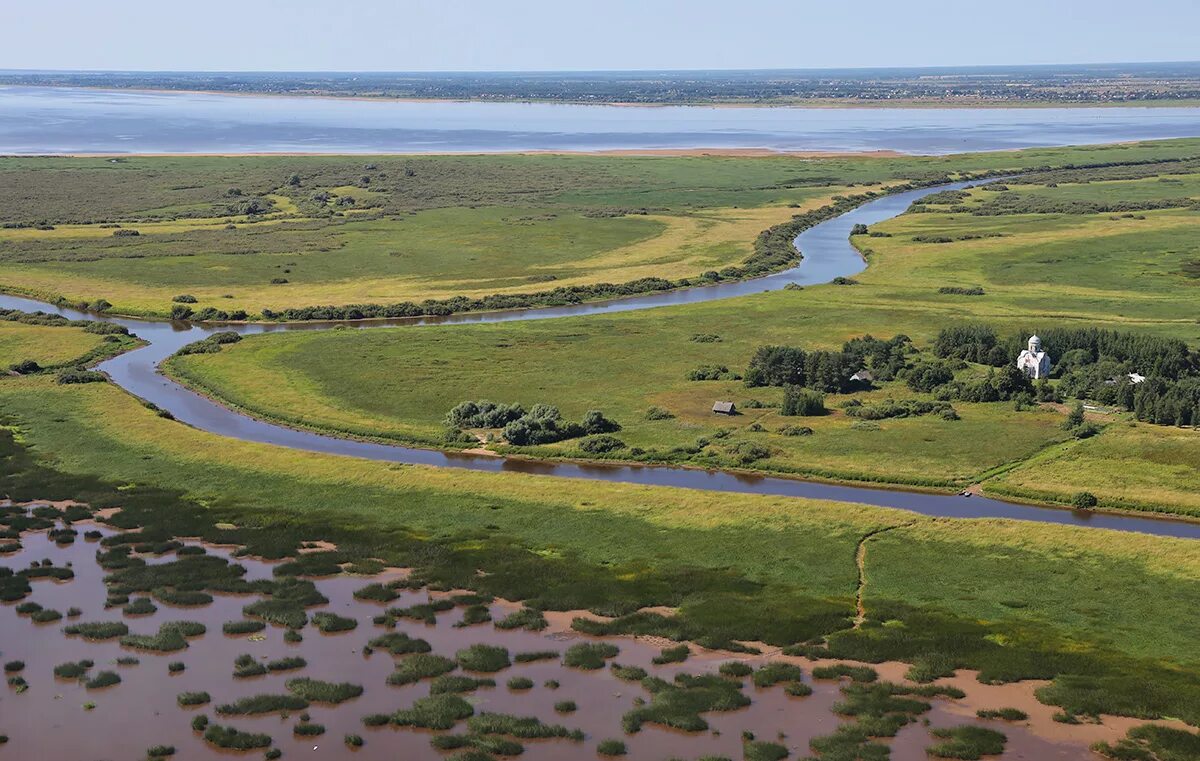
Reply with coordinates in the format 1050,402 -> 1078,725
1,181 -> 1197,539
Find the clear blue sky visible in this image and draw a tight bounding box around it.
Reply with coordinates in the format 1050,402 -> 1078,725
6,0 -> 1199,72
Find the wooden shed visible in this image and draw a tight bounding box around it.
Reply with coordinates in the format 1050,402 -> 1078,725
712,401 -> 736,415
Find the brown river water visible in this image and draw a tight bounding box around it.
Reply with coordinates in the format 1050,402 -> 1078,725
0,504 -> 1124,761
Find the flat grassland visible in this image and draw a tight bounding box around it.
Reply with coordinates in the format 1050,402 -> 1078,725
3,140 -> 1199,318
1,367 -> 1198,679
0,321 -> 108,368
166,158 -> 1200,509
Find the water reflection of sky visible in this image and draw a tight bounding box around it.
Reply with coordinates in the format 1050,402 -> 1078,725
2,85 -> 1200,154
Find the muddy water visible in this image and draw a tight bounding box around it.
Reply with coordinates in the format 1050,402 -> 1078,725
0,508 -> 1101,760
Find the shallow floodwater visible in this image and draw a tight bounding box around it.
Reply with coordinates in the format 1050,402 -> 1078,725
0,507 -> 1093,760
3,86 -> 1200,154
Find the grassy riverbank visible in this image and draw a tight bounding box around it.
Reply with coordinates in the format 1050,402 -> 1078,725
1,369 -> 1199,723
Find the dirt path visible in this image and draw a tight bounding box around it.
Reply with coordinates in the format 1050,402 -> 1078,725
853,521 -> 918,627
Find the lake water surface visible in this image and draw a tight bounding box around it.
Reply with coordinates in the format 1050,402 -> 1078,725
3,86 -> 1200,154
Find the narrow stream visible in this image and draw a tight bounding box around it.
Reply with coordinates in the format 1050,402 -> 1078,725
4,181 -> 1198,539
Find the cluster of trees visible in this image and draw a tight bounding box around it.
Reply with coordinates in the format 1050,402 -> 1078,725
1061,366 -> 1200,426
168,305 -> 250,322
175,332 -> 242,356
934,325 -> 1195,379
934,323 -> 1199,426
743,345 -> 860,393
842,398 -> 959,421
0,309 -> 128,336
841,334 -> 914,382
746,335 -> 914,393
445,401 -> 620,446
781,387 -> 825,416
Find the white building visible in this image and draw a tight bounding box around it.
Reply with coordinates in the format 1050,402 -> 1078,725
1016,335 -> 1051,379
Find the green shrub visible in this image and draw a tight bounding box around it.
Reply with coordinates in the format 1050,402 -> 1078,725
563,642 -> 619,670
456,644 -> 511,673
368,631 -> 431,655
177,691 -> 211,707
718,662 -> 752,678
653,644 -> 690,665
4,661 -> 25,673
222,619 -> 266,635
455,604 -> 493,627
85,671 -> 121,689
146,745 -> 175,758
646,406 -> 675,420
495,607 -> 547,631
232,653 -> 267,678
54,660 -> 94,679
344,734 -> 364,748
168,662 -> 185,673
1072,491 -> 1099,509
611,663 -> 648,682
927,725 -> 1007,759
467,712 -> 584,741
120,621 -> 206,652
430,675 -> 496,694
811,664 -> 877,682
353,582 -> 399,602
785,682 -> 813,697
190,714 -> 208,731
555,700 -> 577,713
745,740 -> 789,761
752,663 -> 806,688
311,611 -> 357,633
294,723 -> 325,736
622,673 -> 750,733
391,694 -> 475,730
976,708 -> 1027,721
123,598 -> 157,615
513,650 -> 557,663
598,739 -> 628,756
267,656 -> 306,672
216,694 -> 309,716
507,676 -> 534,691
906,653 -> 958,683
387,654 -> 457,685
285,678 -> 364,704
782,386 -> 825,416
202,724 -> 272,750
580,435 -> 626,454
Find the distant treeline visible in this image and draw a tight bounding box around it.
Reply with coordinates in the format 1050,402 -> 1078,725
7,63 -> 1200,103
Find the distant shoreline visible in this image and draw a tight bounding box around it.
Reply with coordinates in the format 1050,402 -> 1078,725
11,147 -> 910,159
35,84 -> 1200,110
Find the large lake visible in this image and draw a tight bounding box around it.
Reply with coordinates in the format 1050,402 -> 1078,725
3,85 -> 1200,154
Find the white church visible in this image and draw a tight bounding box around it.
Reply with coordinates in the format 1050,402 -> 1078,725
1016,335 -> 1051,379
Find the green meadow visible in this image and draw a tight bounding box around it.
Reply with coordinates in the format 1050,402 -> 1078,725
1,367 -> 1199,687
3,140 -> 1199,318
165,155 -> 1200,510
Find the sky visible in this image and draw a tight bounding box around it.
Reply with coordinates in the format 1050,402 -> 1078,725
5,0 -> 1199,72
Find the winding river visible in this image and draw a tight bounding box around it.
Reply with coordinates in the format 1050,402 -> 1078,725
3,182 -> 1198,540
